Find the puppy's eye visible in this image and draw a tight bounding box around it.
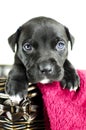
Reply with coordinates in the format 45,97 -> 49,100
56,41 -> 65,51
23,43 -> 33,52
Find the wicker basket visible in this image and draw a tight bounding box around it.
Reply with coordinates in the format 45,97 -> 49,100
0,78 -> 45,130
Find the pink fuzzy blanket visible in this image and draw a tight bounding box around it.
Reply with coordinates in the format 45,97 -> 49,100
37,70 -> 86,130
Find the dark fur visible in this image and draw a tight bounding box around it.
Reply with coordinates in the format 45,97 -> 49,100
5,17 -> 80,99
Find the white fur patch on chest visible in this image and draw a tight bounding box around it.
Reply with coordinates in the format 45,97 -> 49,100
40,78 -> 50,84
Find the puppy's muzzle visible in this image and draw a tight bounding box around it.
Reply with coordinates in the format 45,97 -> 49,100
37,59 -> 63,83
26,58 -> 64,84
38,60 -> 54,75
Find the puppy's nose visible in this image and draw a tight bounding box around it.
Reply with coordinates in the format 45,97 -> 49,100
38,61 -> 53,74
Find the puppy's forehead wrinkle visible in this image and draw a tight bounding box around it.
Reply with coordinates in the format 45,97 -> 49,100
23,16 -> 58,26
24,16 -> 64,30
21,18 -> 67,42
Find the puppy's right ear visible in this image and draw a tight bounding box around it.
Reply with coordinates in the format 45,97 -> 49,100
8,27 -> 22,52
64,27 -> 74,50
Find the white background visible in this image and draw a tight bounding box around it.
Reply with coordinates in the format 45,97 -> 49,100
0,0 -> 86,69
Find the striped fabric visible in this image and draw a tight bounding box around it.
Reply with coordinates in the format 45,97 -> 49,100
0,78 -> 45,130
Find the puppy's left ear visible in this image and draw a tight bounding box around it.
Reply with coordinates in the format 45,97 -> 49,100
64,27 -> 74,50
8,27 -> 22,52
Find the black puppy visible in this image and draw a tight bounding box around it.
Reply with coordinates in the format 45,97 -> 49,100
5,17 -> 80,103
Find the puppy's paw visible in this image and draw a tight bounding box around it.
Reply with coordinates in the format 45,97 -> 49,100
60,71 -> 80,91
5,79 -> 28,104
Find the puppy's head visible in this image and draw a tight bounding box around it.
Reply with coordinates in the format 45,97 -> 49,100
8,17 -> 74,84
